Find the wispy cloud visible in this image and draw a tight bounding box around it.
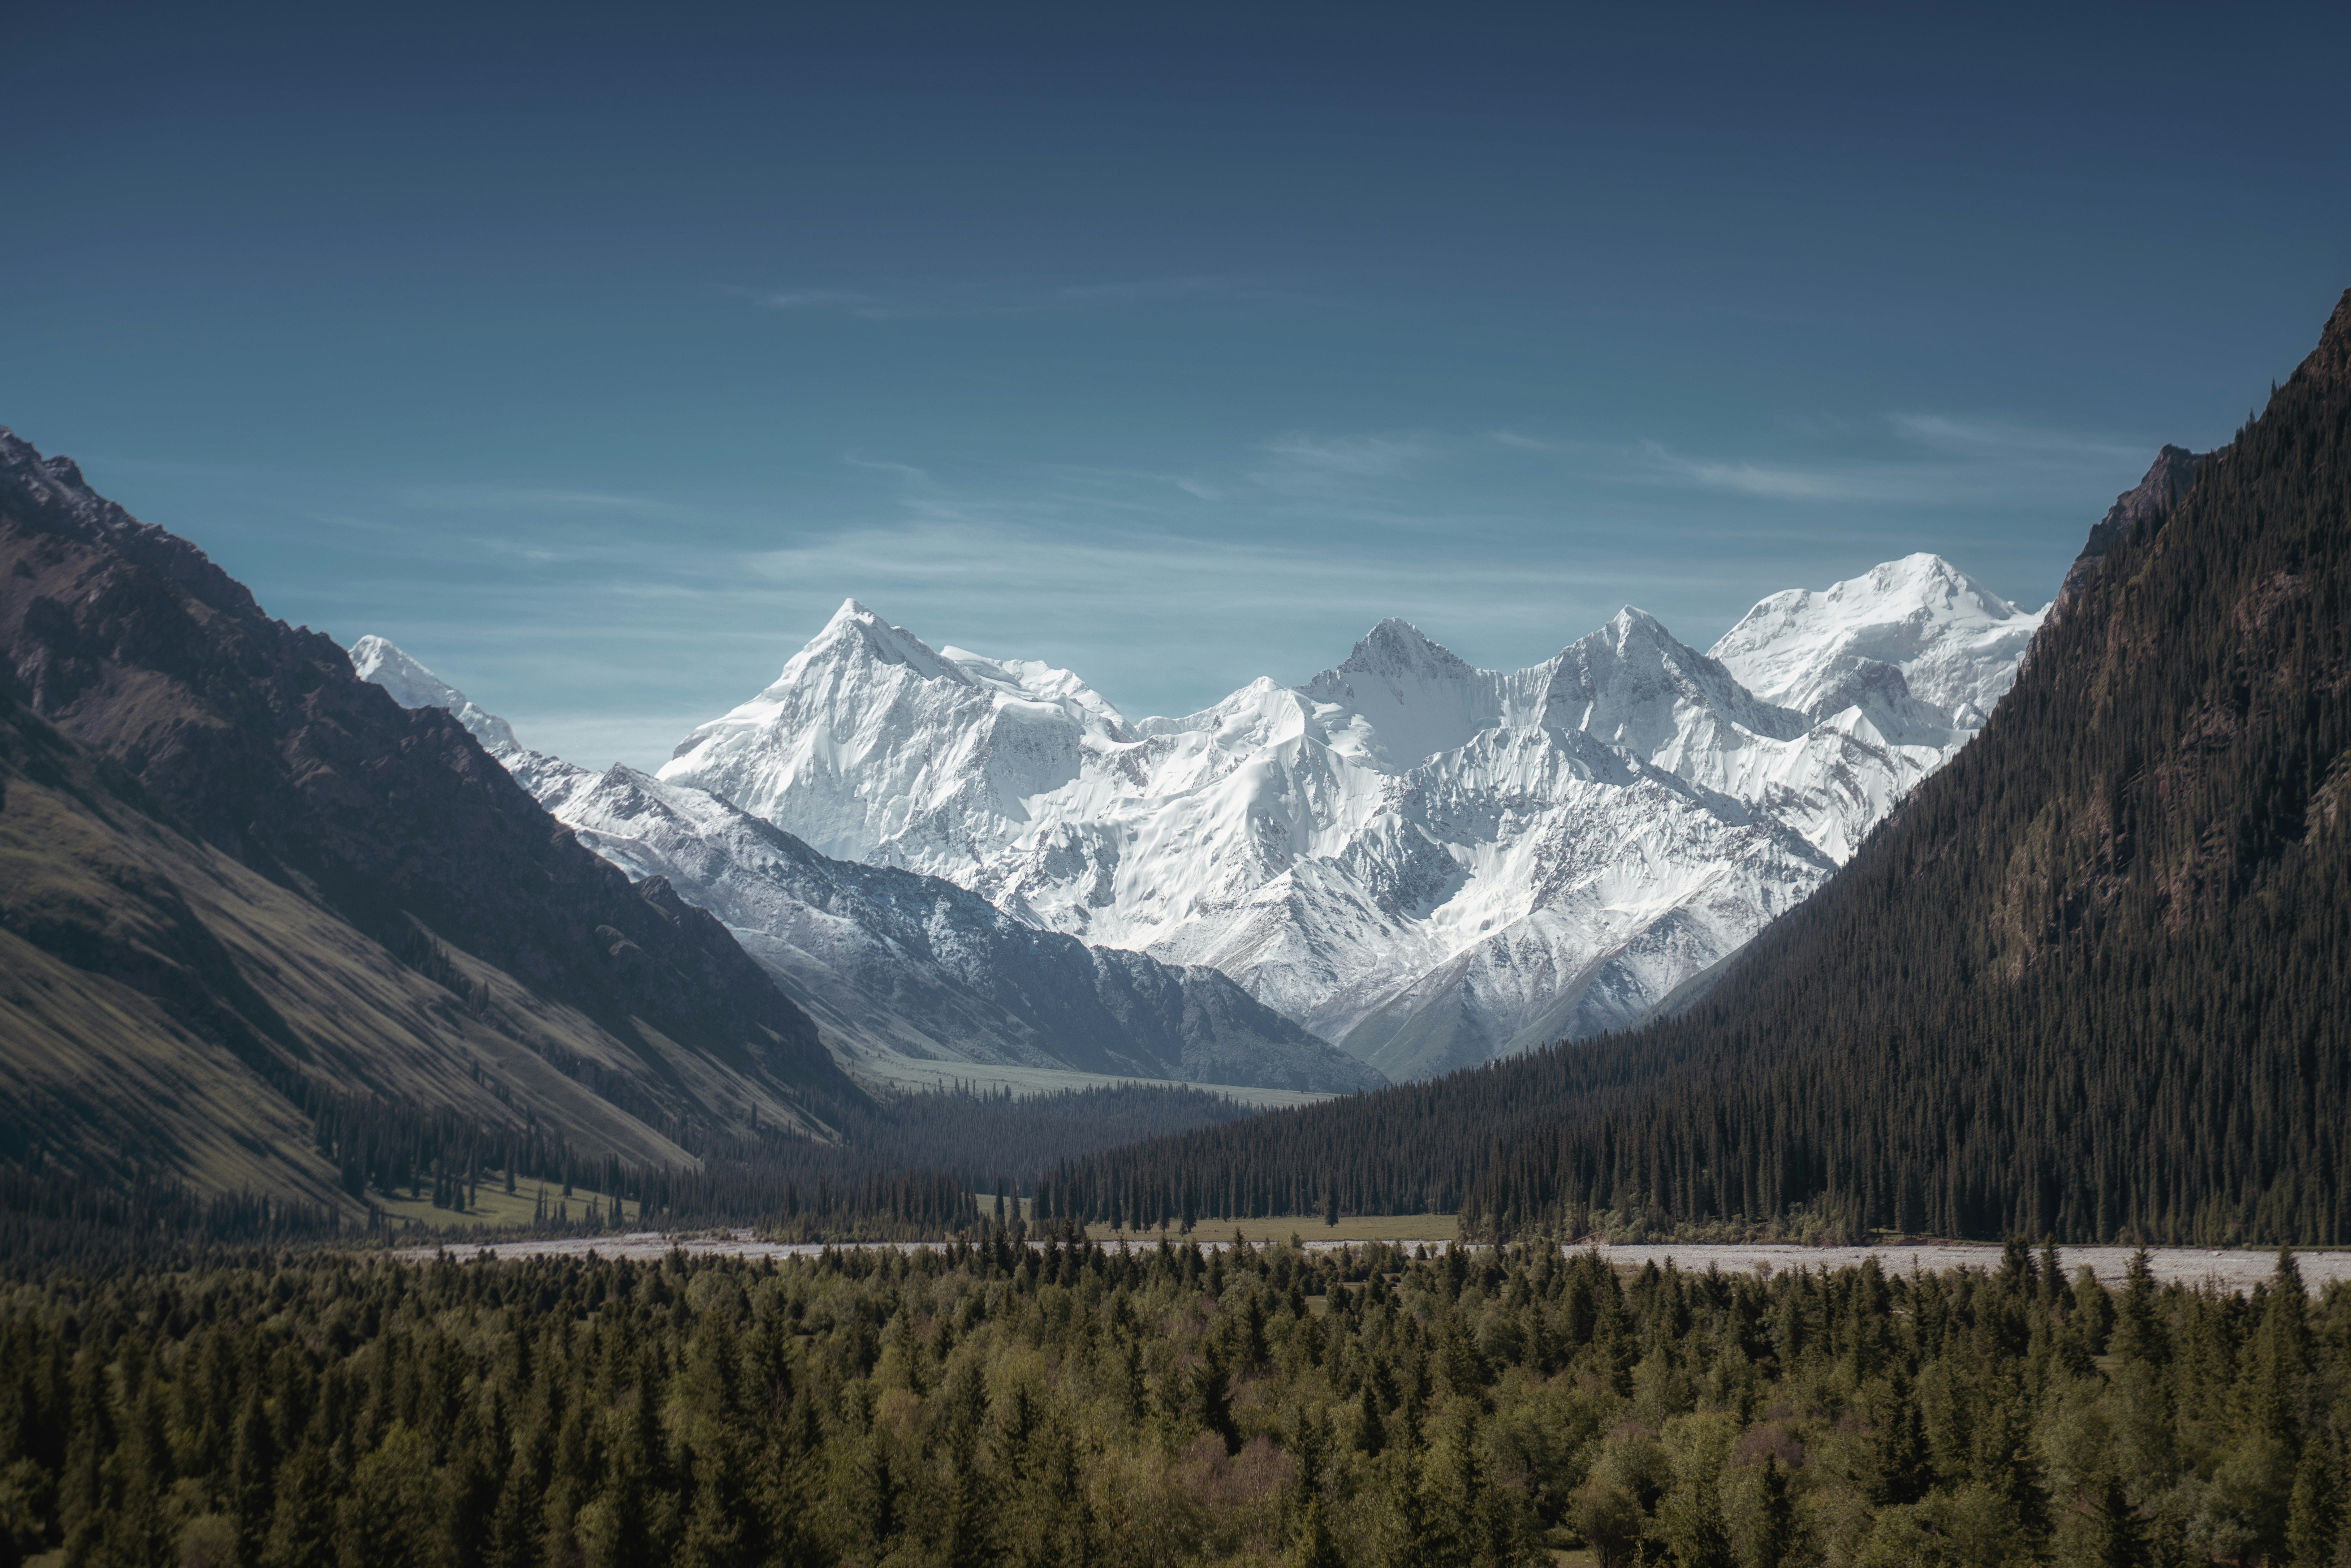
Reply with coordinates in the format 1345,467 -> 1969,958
1886,412 -> 2146,462
286,403 -> 2151,773
841,451 -> 930,483
1641,411 -> 2158,507
1641,445 -> 1933,503
1040,275 -> 1253,306
398,483 -> 686,519
744,287 -> 900,319
1257,431 -> 1438,480
725,275 -> 1283,323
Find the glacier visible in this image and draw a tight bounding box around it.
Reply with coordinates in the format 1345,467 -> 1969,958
658,554 -> 2044,1080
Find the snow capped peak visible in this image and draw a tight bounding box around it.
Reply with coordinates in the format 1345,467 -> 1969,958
349,634 -> 455,709
1710,553 -> 2046,723
1297,618 -> 1494,770
797,598 -> 971,687
658,602 -> 1128,859
1339,617 -> 1473,680
1538,603 -> 1803,761
347,635 -> 517,752
1600,604 -> 1679,647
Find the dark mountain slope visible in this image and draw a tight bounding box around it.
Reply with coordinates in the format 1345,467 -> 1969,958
1036,287 -> 2351,1247
0,431 -> 859,1196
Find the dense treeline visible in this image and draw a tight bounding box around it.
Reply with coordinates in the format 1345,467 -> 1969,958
1045,291 -> 2351,1250
3,1238 -> 2347,1566
1445,291 -> 2351,1247
3,1080 -> 1262,1265
306,1077 -> 1258,1235
0,1170 -> 346,1279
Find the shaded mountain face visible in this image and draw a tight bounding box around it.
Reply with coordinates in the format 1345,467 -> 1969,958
1040,285 -> 2351,1248
352,650 -> 1385,1094
2053,443 -> 2214,614
656,558 -> 2044,1079
1448,286 -> 2351,1240
0,432 -> 854,1195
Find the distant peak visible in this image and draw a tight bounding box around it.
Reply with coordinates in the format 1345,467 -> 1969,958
1606,605 -> 1672,639
1339,616 -> 1471,678
347,634 -> 518,752
1569,605 -> 1698,670
788,598 -> 968,686
350,633 -> 425,677
350,634 -> 449,696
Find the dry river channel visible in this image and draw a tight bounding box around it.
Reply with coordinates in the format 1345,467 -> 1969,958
402,1231 -> 2351,1292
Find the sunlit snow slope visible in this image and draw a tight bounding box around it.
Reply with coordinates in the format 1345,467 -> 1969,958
354,640 -> 1384,1096
661,557 -> 2044,1080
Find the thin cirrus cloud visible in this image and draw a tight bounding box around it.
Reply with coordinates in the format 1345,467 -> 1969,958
1255,431 -> 1438,479
307,407 -> 2143,770
1885,412 -> 2147,462
398,483 -> 692,519
744,287 -> 901,319
740,515 -> 1650,685
730,275 -> 1273,321
1637,411 -> 2153,507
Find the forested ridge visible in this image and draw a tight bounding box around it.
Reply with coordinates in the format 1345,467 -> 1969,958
4,1238 -> 2347,1567
1037,289 -> 2351,1249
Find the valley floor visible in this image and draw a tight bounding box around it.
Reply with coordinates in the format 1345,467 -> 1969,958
401,1228 -> 2351,1289
843,1049 -> 1339,1107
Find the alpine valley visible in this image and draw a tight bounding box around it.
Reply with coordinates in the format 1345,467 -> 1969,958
367,554 -> 2049,1086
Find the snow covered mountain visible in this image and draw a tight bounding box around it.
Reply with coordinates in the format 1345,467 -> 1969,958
661,556 -> 2044,1080
352,642 -> 1382,1095
350,635 -> 517,751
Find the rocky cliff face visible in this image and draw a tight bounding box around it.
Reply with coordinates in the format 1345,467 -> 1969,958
0,430 -> 855,1186
2054,444 -> 2215,614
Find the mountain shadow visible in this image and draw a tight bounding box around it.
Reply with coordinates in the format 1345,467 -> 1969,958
0,432 -> 859,1202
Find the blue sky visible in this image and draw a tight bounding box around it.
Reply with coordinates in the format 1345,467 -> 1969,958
5,2 -> 2348,768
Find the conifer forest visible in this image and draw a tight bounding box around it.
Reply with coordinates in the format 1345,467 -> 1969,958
5,1235 -> 2350,1568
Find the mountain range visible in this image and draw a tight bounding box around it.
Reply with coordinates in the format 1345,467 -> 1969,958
641,553 -> 2042,1080
350,636 -> 1384,1096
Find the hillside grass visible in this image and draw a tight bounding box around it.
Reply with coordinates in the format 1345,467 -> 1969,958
368,1181 -> 635,1233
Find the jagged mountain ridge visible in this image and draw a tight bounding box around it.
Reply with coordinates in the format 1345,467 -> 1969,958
660,554 -> 2047,1079
0,430 -> 854,1199
352,640 -> 1383,1094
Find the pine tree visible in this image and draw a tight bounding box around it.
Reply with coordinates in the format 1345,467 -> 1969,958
2286,1430 -> 2343,1568
1750,1456 -> 1794,1568
1288,1494 -> 1345,1568
2083,1470 -> 2147,1568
